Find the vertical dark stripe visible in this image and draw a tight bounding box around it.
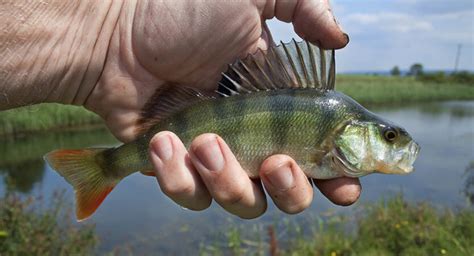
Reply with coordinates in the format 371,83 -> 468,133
135,135 -> 151,166
212,97 -> 229,123
152,107 -> 191,144
212,96 -> 247,148
101,147 -> 120,176
315,93 -> 337,146
270,90 -> 295,150
174,113 -> 189,142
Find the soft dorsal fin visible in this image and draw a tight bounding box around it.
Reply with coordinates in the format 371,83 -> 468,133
220,39 -> 336,96
136,39 -> 336,135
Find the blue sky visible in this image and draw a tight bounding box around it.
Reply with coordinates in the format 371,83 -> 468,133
267,0 -> 474,72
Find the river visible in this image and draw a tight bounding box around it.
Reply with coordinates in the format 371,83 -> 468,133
1,100 -> 473,253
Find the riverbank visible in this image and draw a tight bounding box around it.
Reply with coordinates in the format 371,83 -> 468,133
337,75 -> 474,104
200,195 -> 474,255
0,104 -> 102,138
1,75 -> 473,137
2,191 -> 471,255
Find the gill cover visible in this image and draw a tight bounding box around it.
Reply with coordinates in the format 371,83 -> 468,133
335,121 -> 419,176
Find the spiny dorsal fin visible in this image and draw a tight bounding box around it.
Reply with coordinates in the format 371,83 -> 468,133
221,39 -> 336,95
136,39 -> 335,135
136,85 -> 215,135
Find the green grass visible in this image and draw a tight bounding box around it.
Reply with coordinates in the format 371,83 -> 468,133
0,103 -> 102,137
0,75 -> 473,137
337,75 -> 474,105
0,191 -> 98,255
1,192 -> 472,255
200,196 -> 474,255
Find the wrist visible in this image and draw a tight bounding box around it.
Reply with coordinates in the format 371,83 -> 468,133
0,0 -> 124,109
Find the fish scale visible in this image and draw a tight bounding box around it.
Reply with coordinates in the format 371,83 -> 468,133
126,89 -> 352,178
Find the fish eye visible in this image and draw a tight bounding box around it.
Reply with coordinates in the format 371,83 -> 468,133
383,127 -> 398,142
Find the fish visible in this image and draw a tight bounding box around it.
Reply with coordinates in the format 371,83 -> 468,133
44,39 -> 420,221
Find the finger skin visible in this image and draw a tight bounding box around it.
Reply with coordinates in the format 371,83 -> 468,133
261,0 -> 349,49
292,0 -> 349,49
149,131 -> 211,210
260,155 -> 313,214
314,177 -> 362,206
189,133 -> 267,219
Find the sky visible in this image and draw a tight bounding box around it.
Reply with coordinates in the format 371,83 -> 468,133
267,0 -> 474,73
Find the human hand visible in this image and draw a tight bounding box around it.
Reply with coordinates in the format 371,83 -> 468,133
73,0 -> 360,217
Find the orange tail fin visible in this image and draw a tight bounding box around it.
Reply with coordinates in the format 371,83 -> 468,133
44,148 -> 119,221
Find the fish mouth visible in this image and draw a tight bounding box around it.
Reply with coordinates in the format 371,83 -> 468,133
386,141 -> 419,174
331,149 -> 366,178
331,141 -> 420,177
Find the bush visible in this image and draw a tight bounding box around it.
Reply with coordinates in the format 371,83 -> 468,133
0,191 -> 98,255
417,71 -> 474,85
417,71 -> 447,83
451,71 -> 474,85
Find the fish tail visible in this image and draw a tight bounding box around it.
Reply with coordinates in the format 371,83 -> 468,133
44,148 -> 118,221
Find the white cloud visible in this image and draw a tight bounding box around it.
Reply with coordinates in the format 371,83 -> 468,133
398,0 -> 474,15
346,14 -> 378,25
345,12 -> 433,33
268,1 -> 474,72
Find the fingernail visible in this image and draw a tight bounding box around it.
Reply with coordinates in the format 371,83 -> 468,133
266,164 -> 294,191
343,33 -> 350,45
151,134 -> 173,161
194,136 -> 224,171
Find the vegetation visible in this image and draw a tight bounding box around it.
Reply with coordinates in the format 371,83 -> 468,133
0,75 -> 473,137
417,71 -> 474,85
0,103 -> 102,137
201,195 -> 474,255
336,75 -> 474,105
0,129 -> 117,194
0,191 -> 98,255
390,66 -> 401,76
407,63 -> 424,77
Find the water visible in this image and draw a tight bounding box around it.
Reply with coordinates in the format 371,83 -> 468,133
1,101 -> 473,253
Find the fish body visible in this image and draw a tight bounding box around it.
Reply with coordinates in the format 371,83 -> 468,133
105,89 -> 378,180
45,40 -> 420,221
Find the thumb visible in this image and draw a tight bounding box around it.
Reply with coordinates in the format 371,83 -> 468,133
260,0 -> 349,49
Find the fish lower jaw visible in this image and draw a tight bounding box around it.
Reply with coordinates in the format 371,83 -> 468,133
377,164 -> 414,175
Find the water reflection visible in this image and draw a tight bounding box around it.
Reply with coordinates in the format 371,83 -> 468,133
1,160 -> 44,193
0,128 -> 118,194
367,101 -> 474,120
0,101 -> 473,253
464,161 -> 474,205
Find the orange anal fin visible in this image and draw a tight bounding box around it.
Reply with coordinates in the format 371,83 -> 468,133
141,170 -> 156,177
